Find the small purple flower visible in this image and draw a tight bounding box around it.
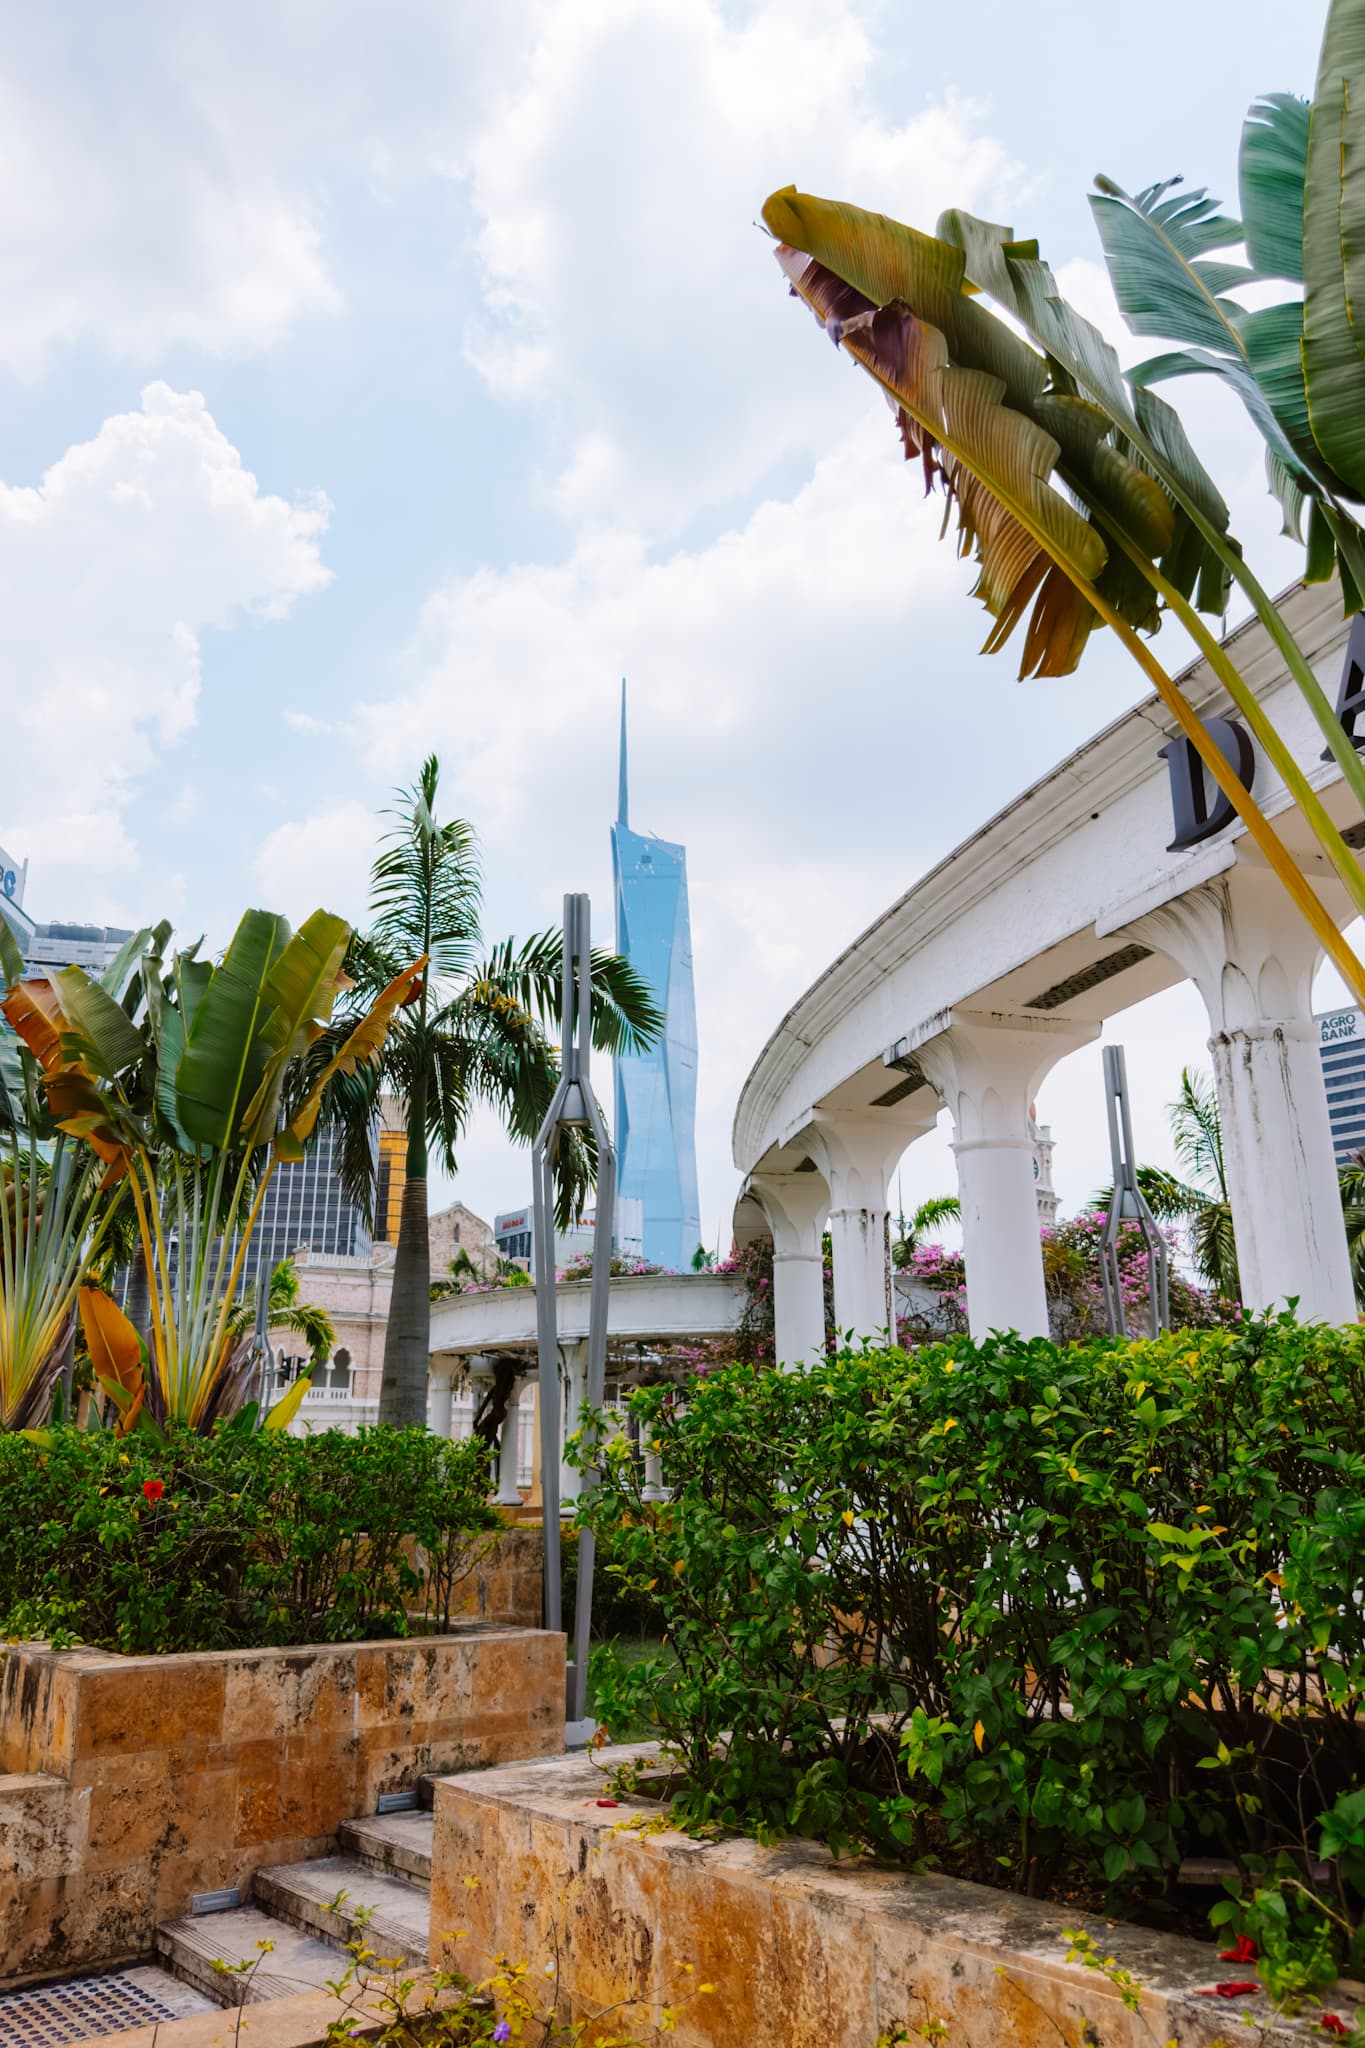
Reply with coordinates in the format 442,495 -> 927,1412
492,2024 -> 512,2043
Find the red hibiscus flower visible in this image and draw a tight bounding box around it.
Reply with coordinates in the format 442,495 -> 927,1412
142,1479 -> 165,1502
1318,2019 -> 1350,2038
1197,1982 -> 1260,1998
1218,1936 -> 1257,1964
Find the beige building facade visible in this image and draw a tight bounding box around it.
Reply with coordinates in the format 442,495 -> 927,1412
270,1197 -> 496,1430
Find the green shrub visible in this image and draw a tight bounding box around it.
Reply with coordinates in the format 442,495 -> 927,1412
0,1424 -> 499,1653
561,1519 -> 665,1644
583,1318 -> 1365,1978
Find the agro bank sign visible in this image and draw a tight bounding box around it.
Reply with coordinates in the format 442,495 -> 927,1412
1320,1007 -> 1364,1048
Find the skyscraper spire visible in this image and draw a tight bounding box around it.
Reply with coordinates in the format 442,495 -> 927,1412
617,677 -> 629,827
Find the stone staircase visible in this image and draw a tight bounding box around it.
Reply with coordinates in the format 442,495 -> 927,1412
0,1810 -> 437,2048
156,1811 -> 435,2007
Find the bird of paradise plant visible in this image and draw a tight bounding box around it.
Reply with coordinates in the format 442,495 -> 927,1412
760,0 -> 1365,1004
0,918 -> 140,1430
3,906 -> 423,1432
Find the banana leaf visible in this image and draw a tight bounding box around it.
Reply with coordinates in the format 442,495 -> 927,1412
52,967 -> 146,1080
1239,93 -> 1309,280
174,910 -> 291,1150
0,918 -> 22,993
1301,0 -> 1365,494
281,956 -> 426,1155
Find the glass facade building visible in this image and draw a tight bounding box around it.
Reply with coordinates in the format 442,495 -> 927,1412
239,1126 -> 376,1290
610,685 -> 700,1272
1318,1007 -> 1365,1161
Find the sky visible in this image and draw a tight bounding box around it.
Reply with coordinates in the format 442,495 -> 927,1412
0,0 -> 1349,1253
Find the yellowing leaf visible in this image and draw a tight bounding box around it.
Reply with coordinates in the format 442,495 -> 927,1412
79,1286 -> 145,1396
841,1509 -> 856,1527
973,1719 -> 986,1751
262,1373 -> 313,1434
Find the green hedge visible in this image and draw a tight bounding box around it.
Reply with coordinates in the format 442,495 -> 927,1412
0,1424 -> 499,1654
583,1319 -> 1365,1990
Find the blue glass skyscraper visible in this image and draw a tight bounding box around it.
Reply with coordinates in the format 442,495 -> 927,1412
611,683 -> 701,1271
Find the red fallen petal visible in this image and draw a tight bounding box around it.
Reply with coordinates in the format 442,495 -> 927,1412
1197,1983 -> 1260,1998
595,1799 -> 620,1808
1318,2019 -> 1349,2037
1219,1936 -> 1258,1963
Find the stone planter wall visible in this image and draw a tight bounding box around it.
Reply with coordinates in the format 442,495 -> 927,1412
0,1621 -> 563,1987
429,1745 -> 1360,2048
418,1523 -> 545,1629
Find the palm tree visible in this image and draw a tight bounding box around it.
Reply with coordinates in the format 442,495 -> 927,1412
891,1194 -> 962,1268
1133,1069 -> 1241,1301
1105,1067 -> 1365,1306
224,1258 -> 335,1369
324,757 -> 661,1427
429,1246 -> 527,1300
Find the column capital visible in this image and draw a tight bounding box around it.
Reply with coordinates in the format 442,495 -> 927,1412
908,1007 -> 1098,1146
1128,865 -> 1322,1037
739,1165 -> 831,1249
804,1104 -> 936,1212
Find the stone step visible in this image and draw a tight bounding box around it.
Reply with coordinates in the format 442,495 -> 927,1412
252,1856 -> 430,1968
155,1906 -> 348,2007
339,1811 -> 434,1886
70,1983 -> 427,2048
0,1964 -> 215,2048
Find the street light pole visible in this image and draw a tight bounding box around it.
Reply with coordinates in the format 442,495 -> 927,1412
1099,1043 -> 1169,1338
531,892 -> 615,1740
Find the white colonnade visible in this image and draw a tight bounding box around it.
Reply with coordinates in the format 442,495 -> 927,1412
732,585 -> 1360,1356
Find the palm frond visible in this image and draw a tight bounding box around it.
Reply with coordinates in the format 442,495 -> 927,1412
1169,1066 -> 1227,1199
369,756 -> 483,979
456,931 -> 663,1057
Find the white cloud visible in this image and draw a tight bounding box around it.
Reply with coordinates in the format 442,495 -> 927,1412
0,382 -> 330,916
254,799 -> 375,927
0,3 -> 538,376
283,709 -> 340,737
463,0 -> 1018,533
334,401 -> 1158,1230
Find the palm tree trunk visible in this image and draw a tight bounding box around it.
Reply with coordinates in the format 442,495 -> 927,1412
379,1171 -> 431,1426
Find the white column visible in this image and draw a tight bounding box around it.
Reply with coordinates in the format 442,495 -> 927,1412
916,1011 -> 1098,1340
428,1364 -> 455,1438
641,1449 -> 667,1503
1135,866 -> 1354,1321
807,1109 -> 938,1343
559,1339 -> 589,1513
740,1169 -> 830,1366
495,1379 -> 526,1506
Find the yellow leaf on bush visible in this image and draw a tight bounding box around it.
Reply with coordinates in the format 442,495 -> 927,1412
973,1720 -> 985,1751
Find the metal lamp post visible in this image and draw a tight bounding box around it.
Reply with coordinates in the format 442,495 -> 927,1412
1099,1043 -> 1169,1338
531,892 -> 614,1739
